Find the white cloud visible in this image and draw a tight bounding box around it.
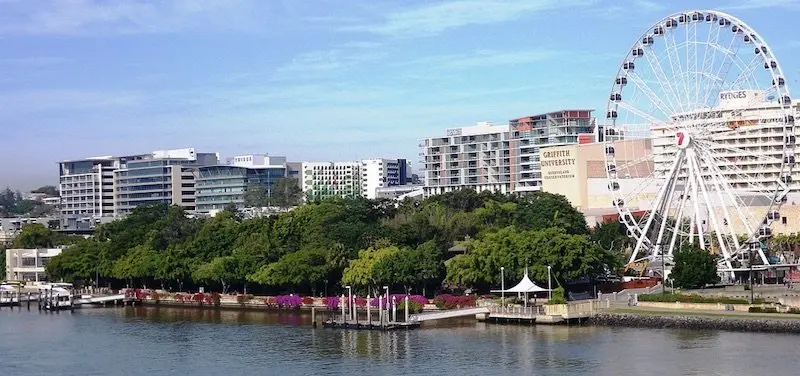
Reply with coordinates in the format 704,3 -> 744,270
342,0 -> 596,37
0,0 -> 271,36
725,0 -> 800,10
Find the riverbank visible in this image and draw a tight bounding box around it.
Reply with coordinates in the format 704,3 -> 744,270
590,309 -> 800,334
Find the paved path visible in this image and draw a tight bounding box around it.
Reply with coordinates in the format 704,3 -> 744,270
609,305 -> 800,320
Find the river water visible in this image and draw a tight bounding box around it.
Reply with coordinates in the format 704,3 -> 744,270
1,306 -> 797,376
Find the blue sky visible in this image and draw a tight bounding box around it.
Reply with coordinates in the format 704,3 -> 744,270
1,0 -> 799,190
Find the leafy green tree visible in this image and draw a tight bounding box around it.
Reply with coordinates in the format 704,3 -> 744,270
243,183 -> 270,207
193,256 -> 239,293
513,192 -> 588,235
670,245 -> 720,289
445,227 -> 616,290
12,223 -> 55,248
248,247 -> 330,293
112,244 -> 157,288
342,241 -> 399,291
271,177 -> 302,209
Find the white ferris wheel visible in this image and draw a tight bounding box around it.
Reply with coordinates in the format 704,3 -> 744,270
604,10 -> 795,277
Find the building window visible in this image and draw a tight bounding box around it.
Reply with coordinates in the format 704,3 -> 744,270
783,216 -> 788,225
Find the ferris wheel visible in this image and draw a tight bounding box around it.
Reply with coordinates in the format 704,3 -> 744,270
604,10 -> 795,276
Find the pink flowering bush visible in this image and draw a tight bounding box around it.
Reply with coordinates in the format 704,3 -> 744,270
323,296 -> 339,310
275,295 -> 302,309
433,294 -> 476,310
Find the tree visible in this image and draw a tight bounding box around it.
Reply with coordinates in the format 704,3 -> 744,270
670,245 -> 720,289
444,227 -> 617,290
193,256 -> 239,293
243,183 -> 270,208
271,177 -> 302,209
513,192 -> 588,235
112,245 -> 157,288
31,185 -> 59,197
247,247 -> 330,293
342,241 -> 400,291
12,224 -> 55,248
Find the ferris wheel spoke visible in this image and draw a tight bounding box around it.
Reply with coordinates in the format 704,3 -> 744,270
617,101 -> 670,128
724,54 -> 762,92
700,31 -> 743,110
688,152 -> 735,268
695,149 -> 745,251
697,24 -> 723,110
627,72 -> 675,119
640,43 -> 683,115
631,150 -> 683,263
662,30 -> 687,114
694,139 -> 784,166
695,148 -> 758,241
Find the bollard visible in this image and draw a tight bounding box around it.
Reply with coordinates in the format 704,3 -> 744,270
366,294 -> 371,326
378,294 -> 383,327
404,296 -> 409,323
340,294 -> 346,324
311,307 -> 317,328
391,296 -> 397,323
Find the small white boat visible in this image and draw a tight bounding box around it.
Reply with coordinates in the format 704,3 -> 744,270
38,283 -> 76,310
0,282 -> 22,305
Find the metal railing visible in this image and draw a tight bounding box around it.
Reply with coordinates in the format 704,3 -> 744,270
488,305 -> 544,318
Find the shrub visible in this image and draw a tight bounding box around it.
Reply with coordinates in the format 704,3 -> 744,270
192,292 -> 205,303
175,294 -> 185,302
549,287 -> 566,305
749,306 -> 778,313
433,294 -> 476,310
355,297 -> 368,307
638,293 -> 758,305
301,297 -> 315,306
275,295 -> 302,309
397,300 -> 423,314
323,296 -> 340,310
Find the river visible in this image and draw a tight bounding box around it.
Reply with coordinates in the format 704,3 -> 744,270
1,306 -> 797,376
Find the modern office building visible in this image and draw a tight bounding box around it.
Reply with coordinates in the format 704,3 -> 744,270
58,156 -> 128,218
113,148 -> 218,216
360,158 -> 413,199
509,109 -> 596,192
420,122 -> 513,196
301,162 -> 362,200
195,154 -> 288,212
4,248 -> 64,282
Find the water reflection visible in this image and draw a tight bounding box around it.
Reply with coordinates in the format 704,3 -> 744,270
3,307 -> 800,376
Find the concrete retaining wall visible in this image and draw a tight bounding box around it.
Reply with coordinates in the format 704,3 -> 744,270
636,301 -> 751,312
590,312 -> 800,334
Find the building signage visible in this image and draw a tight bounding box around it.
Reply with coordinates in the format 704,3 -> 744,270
720,91 -> 747,100
446,128 -> 463,137
540,149 -> 576,168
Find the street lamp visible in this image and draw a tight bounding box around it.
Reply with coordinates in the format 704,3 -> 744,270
500,267 -> 505,306
659,243 -> 665,295
547,266 -> 552,301
345,285 -> 353,321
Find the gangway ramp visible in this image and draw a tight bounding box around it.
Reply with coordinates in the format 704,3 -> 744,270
408,307 -> 489,323
76,294 -> 125,305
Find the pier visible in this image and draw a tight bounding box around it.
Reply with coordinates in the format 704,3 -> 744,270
319,294 -> 421,331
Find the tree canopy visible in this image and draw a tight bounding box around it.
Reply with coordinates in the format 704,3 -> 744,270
670,245 -> 720,289
44,189 -> 621,296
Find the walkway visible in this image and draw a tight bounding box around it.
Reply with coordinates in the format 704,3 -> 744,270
408,307 -> 489,322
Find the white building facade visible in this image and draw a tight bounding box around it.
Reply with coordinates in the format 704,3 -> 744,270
420,122 -> 513,196
360,158 -> 413,199
59,156 -> 126,219
5,248 -> 63,282
301,162 -> 362,201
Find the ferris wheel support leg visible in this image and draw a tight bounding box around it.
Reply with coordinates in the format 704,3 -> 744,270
688,150 -> 734,271
654,158 -> 684,259
697,150 -> 742,252
689,156 -> 705,250
631,151 -> 684,264
667,174 -> 692,258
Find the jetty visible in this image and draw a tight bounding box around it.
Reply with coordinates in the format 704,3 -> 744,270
319,294 -> 421,331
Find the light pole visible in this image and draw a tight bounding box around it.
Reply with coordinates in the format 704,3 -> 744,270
749,242 -> 755,304
500,267 -> 505,306
659,243 -> 665,295
383,286 -> 389,323
345,285 -> 353,321
547,266 -> 552,301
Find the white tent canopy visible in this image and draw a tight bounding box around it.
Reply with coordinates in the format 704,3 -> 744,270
491,268 -> 550,293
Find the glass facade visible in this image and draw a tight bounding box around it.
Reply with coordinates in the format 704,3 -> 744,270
196,166 -> 287,211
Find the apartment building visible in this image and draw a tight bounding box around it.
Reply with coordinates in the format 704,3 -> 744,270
510,109 -> 596,192
58,156 -> 128,219
420,122 -> 513,196
360,158 -> 413,199
195,154 -> 288,212
301,162 -> 362,201
113,148 -> 218,216
4,248 -> 63,282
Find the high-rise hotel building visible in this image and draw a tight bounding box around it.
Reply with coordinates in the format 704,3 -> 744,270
420,110 -> 596,196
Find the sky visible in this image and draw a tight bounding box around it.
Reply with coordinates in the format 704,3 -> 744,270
1,0 -> 799,190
